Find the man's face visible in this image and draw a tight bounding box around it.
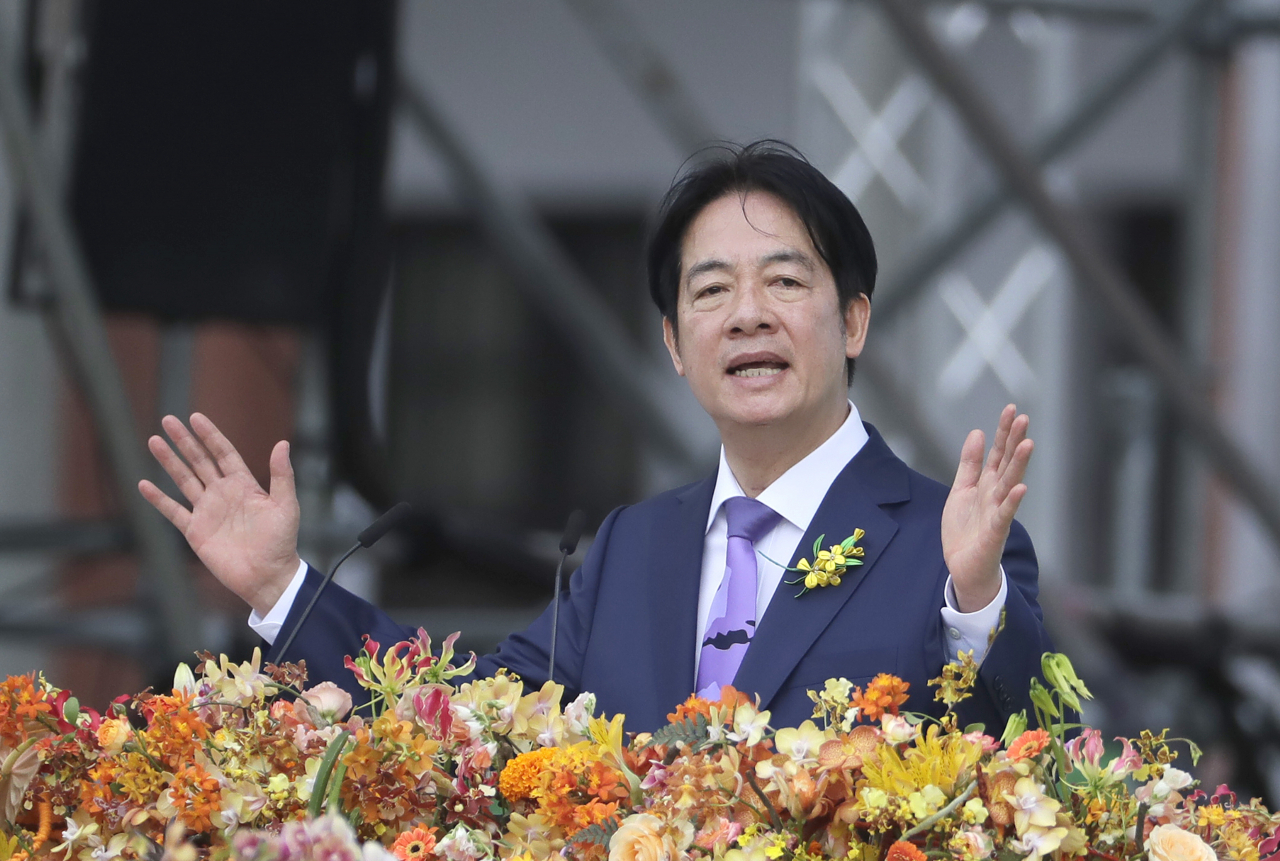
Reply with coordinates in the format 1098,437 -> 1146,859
663,191 -> 870,433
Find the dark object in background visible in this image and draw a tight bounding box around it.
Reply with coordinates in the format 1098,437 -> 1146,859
14,1 -> 395,325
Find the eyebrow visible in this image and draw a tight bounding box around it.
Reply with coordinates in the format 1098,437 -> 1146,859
684,250 -> 816,286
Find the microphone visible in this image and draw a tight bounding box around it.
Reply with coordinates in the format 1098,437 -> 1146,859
273,502 -> 414,664
548,510 -> 586,683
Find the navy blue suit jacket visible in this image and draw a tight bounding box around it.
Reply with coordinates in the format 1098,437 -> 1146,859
271,424 -> 1052,734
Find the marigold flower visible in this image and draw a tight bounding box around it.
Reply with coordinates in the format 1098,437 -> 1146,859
391,826 -> 437,861
499,747 -> 557,802
850,674 -> 910,722
885,840 -> 928,861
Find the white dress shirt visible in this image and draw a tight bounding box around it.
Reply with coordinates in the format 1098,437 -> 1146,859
253,401 -> 1007,667
692,401 -> 1005,679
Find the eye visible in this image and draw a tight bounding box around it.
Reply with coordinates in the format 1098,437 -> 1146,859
694,284 -> 726,300
774,276 -> 803,288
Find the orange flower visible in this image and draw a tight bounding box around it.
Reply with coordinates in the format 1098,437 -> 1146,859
668,694 -> 713,724
500,748 -> 557,802
885,840 -> 928,861
391,826 -> 437,861
1008,728 -> 1052,762
850,674 -> 910,722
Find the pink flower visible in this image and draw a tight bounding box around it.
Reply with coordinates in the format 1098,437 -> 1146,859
413,685 -> 453,739
1065,728 -> 1105,769
300,682 -> 353,723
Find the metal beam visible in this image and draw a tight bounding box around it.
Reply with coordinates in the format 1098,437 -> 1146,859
395,74 -> 708,471
561,0 -> 719,150
923,0 -> 1157,25
0,25 -> 201,665
0,518 -> 131,555
875,0 -> 1217,325
873,0 -> 1280,552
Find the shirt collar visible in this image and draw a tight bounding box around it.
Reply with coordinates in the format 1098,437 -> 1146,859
706,400 -> 870,534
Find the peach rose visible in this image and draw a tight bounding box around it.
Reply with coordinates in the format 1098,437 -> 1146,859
1147,824 -> 1217,861
297,682 -> 353,725
96,718 -> 130,755
609,814 -> 689,861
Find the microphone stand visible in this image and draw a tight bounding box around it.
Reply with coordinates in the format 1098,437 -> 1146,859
548,510 -> 585,683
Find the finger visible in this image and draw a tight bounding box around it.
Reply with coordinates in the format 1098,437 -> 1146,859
985,404 -> 1016,472
147,435 -> 205,504
996,438 -> 1035,500
997,482 -> 1028,524
268,440 -> 296,507
162,414 -> 223,486
190,412 -> 256,481
138,479 -> 192,532
998,413 -> 1030,472
952,429 -> 985,491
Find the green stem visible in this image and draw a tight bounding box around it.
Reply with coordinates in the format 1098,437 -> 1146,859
1134,801 -> 1149,859
745,770 -> 784,832
0,737 -> 38,779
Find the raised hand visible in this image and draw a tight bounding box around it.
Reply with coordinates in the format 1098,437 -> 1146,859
941,405 -> 1034,613
138,413 -> 302,616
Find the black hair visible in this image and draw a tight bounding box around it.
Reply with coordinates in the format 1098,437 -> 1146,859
647,140 -> 877,383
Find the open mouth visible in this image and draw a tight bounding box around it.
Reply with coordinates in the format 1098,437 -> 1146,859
728,360 -> 789,378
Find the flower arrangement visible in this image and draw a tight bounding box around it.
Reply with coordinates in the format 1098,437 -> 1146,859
0,630 -> 1276,861
781,531 -> 865,597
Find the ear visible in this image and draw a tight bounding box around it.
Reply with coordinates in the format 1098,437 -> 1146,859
844,293 -> 871,360
662,316 -> 686,377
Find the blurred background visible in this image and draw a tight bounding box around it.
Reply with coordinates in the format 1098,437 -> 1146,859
1,0 -> 1279,801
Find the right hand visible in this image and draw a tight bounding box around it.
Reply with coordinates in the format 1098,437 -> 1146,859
138,413 -> 302,616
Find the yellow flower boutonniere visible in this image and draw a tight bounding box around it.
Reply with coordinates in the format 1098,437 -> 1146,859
783,529 -> 865,597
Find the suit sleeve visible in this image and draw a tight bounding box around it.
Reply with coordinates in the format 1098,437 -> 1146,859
954,518 -> 1054,733
267,507 -> 624,706
470,506 -> 623,699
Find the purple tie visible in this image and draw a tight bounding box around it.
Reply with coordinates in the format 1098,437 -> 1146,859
696,496 -> 782,700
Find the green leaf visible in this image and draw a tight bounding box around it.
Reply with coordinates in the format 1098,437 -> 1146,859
325,762 -> 347,814
813,535 -> 825,557
1188,740 -> 1203,765
646,713 -> 711,750
63,697 -> 80,725
570,817 -> 622,847
963,723 -> 986,735
309,729 -> 351,818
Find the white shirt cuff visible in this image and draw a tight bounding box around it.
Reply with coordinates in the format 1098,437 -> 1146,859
940,567 -> 1008,665
247,559 -> 310,645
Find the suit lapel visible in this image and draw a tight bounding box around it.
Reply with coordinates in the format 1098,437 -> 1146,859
733,425 -> 911,710
646,474 -> 715,711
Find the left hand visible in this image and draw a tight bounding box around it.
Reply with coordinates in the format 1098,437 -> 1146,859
941,405 -> 1034,612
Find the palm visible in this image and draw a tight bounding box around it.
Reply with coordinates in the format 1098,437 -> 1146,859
139,413 -> 301,615
941,406 -> 1033,612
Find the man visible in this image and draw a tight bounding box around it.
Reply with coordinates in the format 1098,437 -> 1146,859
139,141 -> 1049,733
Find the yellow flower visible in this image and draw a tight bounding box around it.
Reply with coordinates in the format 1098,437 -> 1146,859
962,797 -> 988,824
772,720 -> 828,765
1003,777 -> 1060,836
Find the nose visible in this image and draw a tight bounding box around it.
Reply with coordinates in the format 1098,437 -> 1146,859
726,281 -> 776,335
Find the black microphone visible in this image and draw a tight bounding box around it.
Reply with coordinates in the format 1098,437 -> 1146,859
273,502 -> 414,664
548,510 -> 586,683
